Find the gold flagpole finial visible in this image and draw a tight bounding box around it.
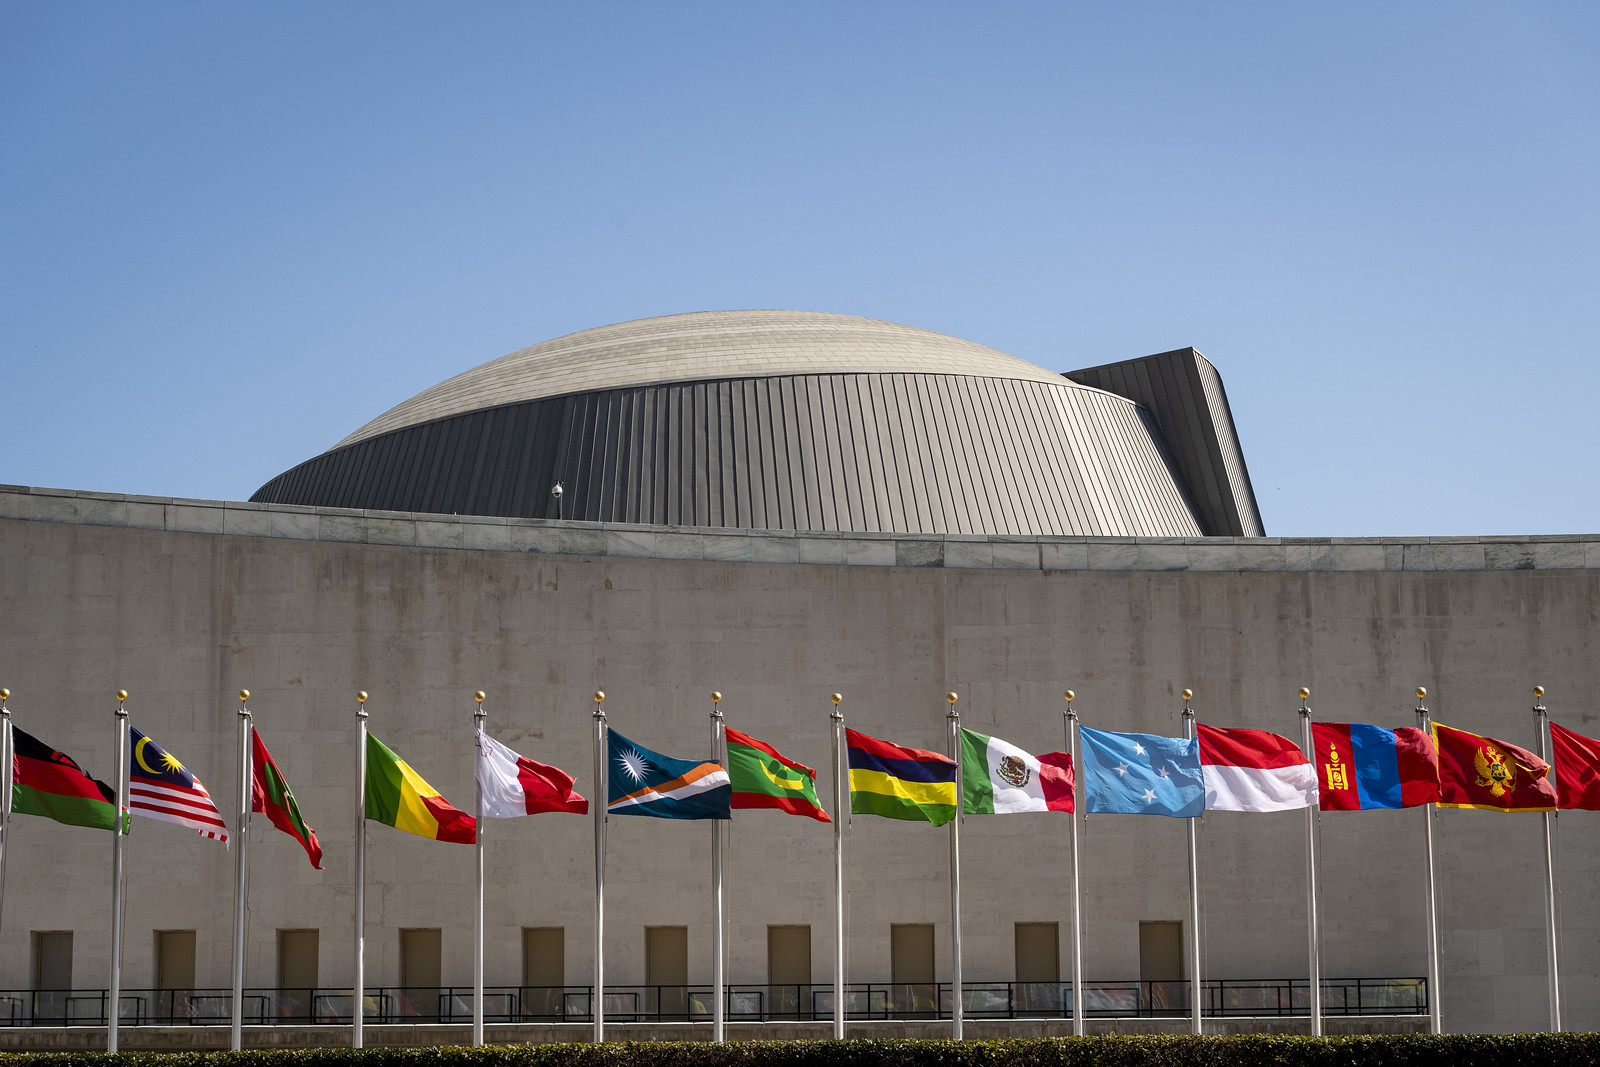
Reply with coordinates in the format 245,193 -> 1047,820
947,692 -> 958,704
711,692 -> 722,704
1415,687 -> 1427,701
0,688 -> 9,702
116,689 -> 128,702
357,691 -> 368,703
594,690 -> 605,703
1298,687 -> 1311,700
1181,689 -> 1193,702
475,691 -> 486,703
1534,685 -> 1545,699
1064,690 -> 1075,703
831,693 -> 842,705
238,689 -> 250,703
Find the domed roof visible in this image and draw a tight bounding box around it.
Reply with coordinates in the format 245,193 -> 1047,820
338,309 -> 1081,447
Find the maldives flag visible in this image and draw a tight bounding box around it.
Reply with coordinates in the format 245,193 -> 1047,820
475,731 -> 588,817
251,729 -> 324,869
1432,721 -> 1556,813
1197,724 -> 1317,812
1545,722 -> 1600,810
1310,722 -> 1439,811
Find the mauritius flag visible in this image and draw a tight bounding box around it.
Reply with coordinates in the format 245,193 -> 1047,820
1310,722 -> 1439,811
11,726 -> 125,832
725,727 -> 829,822
364,732 -> 476,843
846,728 -> 957,826
606,729 -> 730,820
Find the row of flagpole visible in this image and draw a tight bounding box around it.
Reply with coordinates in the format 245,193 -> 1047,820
0,682 -> 1577,1048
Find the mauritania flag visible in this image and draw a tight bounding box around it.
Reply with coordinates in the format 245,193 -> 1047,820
725,727 -> 829,822
1079,726 -> 1203,818
607,729 -> 730,820
365,732 -> 477,843
846,728 -> 957,826
129,727 -> 229,844
11,726 -> 125,833
958,728 -> 1074,814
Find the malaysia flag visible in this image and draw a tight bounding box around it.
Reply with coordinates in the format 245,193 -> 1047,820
128,727 -> 229,844
1197,724 -> 1317,812
475,731 -> 588,817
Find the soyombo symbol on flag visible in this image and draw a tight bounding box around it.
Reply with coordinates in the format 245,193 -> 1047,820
1078,726 -> 1202,818
365,732 -> 477,843
11,726 -> 125,832
1197,724 -> 1317,812
251,729 -> 324,869
1311,722 -> 1439,811
725,727 -> 829,821
1432,721 -> 1556,813
476,731 -> 588,817
606,729 -> 730,820
958,729 -> 1073,814
846,728 -> 957,826
128,727 -> 228,843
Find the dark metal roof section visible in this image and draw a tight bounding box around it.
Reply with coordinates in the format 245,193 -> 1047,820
251,313 -> 1265,538
1064,348 -> 1265,537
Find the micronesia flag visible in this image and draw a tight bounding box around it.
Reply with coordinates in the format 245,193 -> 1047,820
1079,726 -> 1203,818
1310,722 -> 1440,810
606,729 -> 731,820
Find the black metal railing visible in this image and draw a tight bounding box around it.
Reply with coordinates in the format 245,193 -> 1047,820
0,978 -> 1426,1026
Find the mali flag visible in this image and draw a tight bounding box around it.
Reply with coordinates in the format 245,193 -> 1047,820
365,732 -> 476,843
846,728 -> 957,826
725,727 -> 829,822
1432,721 -> 1556,813
11,726 -> 125,832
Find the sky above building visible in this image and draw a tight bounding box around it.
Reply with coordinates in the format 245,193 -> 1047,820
3,2 -> 1596,537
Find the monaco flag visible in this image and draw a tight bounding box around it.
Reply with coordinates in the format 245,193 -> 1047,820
1197,724 -> 1317,812
475,731 -> 588,818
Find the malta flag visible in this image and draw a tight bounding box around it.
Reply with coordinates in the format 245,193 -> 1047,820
475,732 -> 588,817
1550,722 -> 1600,810
1197,724 -> 1317,812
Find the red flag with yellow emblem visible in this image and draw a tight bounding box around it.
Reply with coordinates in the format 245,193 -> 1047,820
1431,721 -> 1556,813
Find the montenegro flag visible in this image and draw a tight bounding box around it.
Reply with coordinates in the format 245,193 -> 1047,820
1431,721 -> 1556,813
365,732 -> 477,843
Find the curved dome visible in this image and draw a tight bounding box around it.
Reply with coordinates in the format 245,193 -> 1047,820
254,311 -> 1263,537
338,310 -> 1080,448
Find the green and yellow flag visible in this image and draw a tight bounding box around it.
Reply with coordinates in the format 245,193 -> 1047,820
365,732 -> 476,843
725,727 -> 829,821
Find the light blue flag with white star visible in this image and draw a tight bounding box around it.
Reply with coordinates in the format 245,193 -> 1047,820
1079,726 -> 1204,818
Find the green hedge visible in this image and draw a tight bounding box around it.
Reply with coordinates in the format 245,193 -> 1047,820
3,1036 -> 1599,1067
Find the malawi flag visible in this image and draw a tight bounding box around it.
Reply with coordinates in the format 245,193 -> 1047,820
1432,721 -> 1556,813
1550,721 -> 1600,810
251,729 -> 324,868
1310,722 -> 1439,810
365,732 -> 477,843
846,728 -> 957,826
959,728 -> 1073,814
11,726 -> 124,832
725,727 -> 829,822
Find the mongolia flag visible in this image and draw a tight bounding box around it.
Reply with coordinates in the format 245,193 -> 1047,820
364,732 -> 477,843
606,729 -> 730,820
1078,727 -> 1202,818
476,731 -> 588,817
1432,721 -> 1556,813
846,728 -> 957,826
1197,724 -> 1317,812
958,728 -> 1073,814
129,727 -> 229,844
1549,721 -> 1600,810
11,726 -> 125,833
1310,722 -> 1439,810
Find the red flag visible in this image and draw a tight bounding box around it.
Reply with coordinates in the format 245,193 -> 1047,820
1431,721 -> 1556,813
1549,721 -> 1600,810
251,730 -> 324,868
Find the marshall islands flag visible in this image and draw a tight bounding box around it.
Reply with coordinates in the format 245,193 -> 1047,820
846,728 -> 957,826
606,729 -> 730,820
1310,722 -> 1439,810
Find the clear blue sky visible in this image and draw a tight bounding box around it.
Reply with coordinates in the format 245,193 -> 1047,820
4,2 -> 1596,537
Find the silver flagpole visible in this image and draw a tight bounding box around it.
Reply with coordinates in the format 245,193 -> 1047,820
1297,688 -> 1322,1037
0,689 -> 12,940
1415,687 -> 1440,1035
473,691 -> 487,1048
710,692 -> 726,1043
231,690 -> 253,1051
592,690 -> 607,1044
1181,689 -> 1202,1037
1533,685 -> 1561,1032
108,690 -> 130,1052
830,694 -> 845,1040
354,691 -> 368,1050
1063,691 -> 1084,1037
946,692 -> 962,1041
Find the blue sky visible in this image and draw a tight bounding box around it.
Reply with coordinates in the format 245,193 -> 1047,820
4,2 -> 1596,536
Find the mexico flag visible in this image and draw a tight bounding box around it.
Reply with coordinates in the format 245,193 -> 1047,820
475,731 -> 588,817
958,728 -> 1074,814
1197,724 -> 1317,812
